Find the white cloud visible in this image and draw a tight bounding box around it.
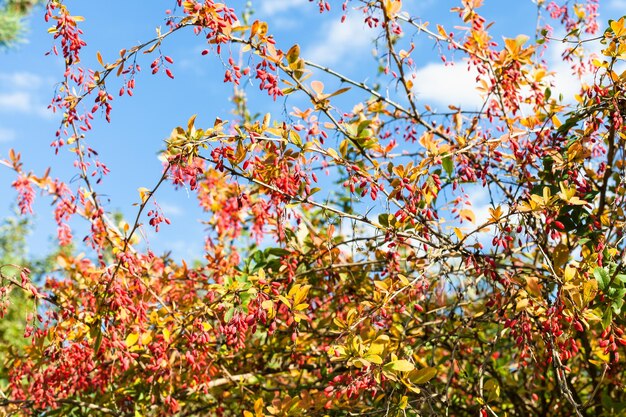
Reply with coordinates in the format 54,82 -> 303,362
305,14 -> 376,67
0,92 -> 32,112
0,127 -> 16,143
410,35 -> 608,112
258,0 -> 306,16
0,91 -> 52,118
549,65 -> 582,103
455,186 -> 496,247
542,32 -> 615,103
0,72 -> 54,119
0,72 -> 45,90
412,61 -> 484,109
544,34 -> 591,101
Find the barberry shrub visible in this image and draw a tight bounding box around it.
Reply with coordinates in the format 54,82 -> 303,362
2,0 -> 626,416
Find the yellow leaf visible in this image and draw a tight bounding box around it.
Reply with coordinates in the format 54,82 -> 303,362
368,335 -> 390,356
397,274 -> 410,286
137,187 -> 151,204
399,396 -> 408,409
384,359 -> 415,373
286,44 -> 300,66
574,4 -> 586,19
294,312 -> 308,323
327,148 -> 340,160
383,0 -> 402,17
374,280 -> 388,292
163,328 -> 171,343
516,297 -> 529,312
187,114 -> 197,132
278,295 -> 291,308
611,17 -> 626,37
552,243 -> 569,270
141,332 -> 153,345
294,303 -> 309,311
293,284 -> 311,306
583,280 -> 598,305
363,354 -> 383,364
437,24 -> 447,38
353,358 -> 370,368
406,384 -> 421,394
125,333 -> 139,347
254,397 -> 264,414
489,206 -> 503,222
563,265 -> 577,282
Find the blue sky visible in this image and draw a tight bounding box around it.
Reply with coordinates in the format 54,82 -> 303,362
0,0 -> 624,260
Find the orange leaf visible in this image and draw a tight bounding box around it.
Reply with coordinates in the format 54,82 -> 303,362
459,209 -> 475,223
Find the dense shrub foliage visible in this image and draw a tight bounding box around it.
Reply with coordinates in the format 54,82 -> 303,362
2,0 -> 626,416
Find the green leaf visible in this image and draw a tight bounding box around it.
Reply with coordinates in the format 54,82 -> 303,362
252,250 -> 264,264
266,248 -> 290,257
224,306 -> 236,323
408,367 -> 437,384
378,213 -> 389,228
92,325 -> 103,354
594,267 -> 610,291
289,130 -> 302,146
442,154 -> 453,177
558,114 -> 582,135
602,308 -> 613,329
357,120 -> 372,136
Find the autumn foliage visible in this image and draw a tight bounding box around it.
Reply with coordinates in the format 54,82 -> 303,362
2,0 -> 626,415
